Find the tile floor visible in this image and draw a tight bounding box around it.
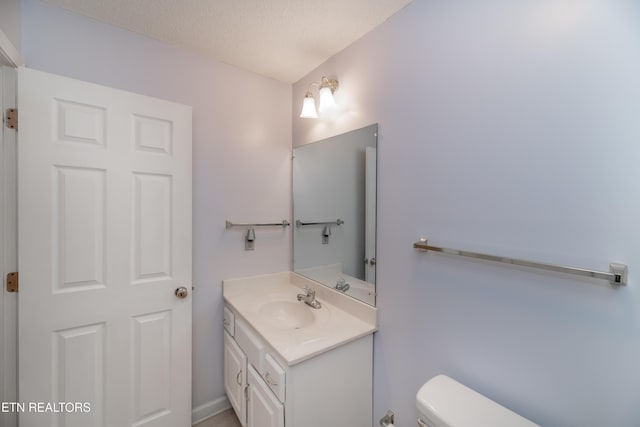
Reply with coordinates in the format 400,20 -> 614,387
193,409 -> 241,427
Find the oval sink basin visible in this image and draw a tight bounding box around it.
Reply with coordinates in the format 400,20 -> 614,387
258,301 -> 315,330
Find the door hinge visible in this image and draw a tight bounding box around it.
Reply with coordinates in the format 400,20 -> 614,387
6,272 -> 18,292
5,108 -> 17,130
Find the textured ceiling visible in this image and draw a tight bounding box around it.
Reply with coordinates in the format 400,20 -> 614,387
41,0 -> 413,83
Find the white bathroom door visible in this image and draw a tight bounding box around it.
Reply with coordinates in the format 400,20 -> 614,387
364,146 -> 376,284
17,68 -> 192,427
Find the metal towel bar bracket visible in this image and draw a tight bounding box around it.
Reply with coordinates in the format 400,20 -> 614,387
414,238 -> 628,286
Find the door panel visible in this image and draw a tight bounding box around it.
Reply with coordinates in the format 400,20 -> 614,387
132,172 -> 173,283
132,311 -> 172,425
54,166 -> 106,292
54,98 -> 107,146
133,114 -> 173,155
53,323 -> 105,427
18,68 -> 192,427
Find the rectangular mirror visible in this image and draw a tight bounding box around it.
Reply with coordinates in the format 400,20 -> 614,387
293,124 -> 378,306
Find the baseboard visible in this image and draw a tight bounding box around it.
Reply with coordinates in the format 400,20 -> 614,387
192,396 -> 231,425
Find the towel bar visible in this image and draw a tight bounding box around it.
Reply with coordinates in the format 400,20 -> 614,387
225,220 -> 290,228
296,219 -> 344,227
414,238 -> 628,286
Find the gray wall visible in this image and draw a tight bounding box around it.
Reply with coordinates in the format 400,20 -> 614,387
18,0 -> 640,425
20,0 -> 292,412
293,1 -> 640,426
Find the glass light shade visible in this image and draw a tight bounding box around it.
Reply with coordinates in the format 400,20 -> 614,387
299,96 -> 318,118
318,86 -> 336,112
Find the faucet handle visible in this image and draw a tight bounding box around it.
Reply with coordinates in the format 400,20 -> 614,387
303,286 -> 315,297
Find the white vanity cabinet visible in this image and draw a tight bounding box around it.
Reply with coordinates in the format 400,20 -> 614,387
247,365 -> 284,427
223,305 -> 373,427
224,315 -> 284,427
224,331 -> 247,426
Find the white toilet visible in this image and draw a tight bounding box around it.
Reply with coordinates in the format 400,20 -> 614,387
416,375 -> 539,427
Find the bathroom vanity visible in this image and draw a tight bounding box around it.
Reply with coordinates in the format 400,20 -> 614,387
223,272 -> 377,427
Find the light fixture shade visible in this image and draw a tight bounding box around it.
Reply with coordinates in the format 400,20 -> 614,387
300,96 -> 318,118
318,86 -> 336,113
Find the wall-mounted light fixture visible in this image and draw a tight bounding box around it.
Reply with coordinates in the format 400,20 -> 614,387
299,76 -> 339,118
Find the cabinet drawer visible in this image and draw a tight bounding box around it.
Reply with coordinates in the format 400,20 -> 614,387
223,306 -> 235,336
264,354 -> 285,403
235,318 -> 266,373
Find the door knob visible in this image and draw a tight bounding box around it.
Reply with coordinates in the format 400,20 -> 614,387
175,287 -> 189,298
369,258 -> 376,266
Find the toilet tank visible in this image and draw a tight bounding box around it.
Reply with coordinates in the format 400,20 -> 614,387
416,375 -> 539,427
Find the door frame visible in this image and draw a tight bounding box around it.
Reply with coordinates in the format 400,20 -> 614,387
0,27 -> 23,69
0,64 -> 18,427
1,28 -> 21,426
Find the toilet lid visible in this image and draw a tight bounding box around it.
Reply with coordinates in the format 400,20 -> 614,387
416,375 -> 539,427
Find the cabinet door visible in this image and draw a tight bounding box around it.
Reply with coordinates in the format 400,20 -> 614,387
224,331 -> 247,426
247,365 -> 284,427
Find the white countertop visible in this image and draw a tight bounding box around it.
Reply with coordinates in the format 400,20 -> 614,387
223,271 -> 377,366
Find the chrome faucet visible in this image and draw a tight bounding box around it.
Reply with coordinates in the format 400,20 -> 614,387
335,277 -> 350,292
296,287 -> 322,309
